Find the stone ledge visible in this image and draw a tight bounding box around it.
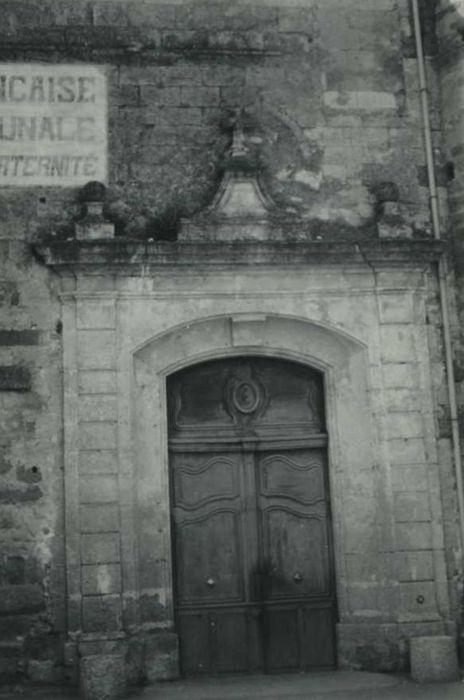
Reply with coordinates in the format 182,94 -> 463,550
35,238 -> 445,273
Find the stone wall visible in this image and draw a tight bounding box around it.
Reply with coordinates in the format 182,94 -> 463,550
0,0 -> 461,686
0,0 -> 441,240
0,239 -> 64,683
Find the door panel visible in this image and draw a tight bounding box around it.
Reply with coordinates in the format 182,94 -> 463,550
264,604 -> 336,672
171,451 -> 244,604
258,449 -> 331,600
179,606 -> 262,675
174,454 -> 238,508
302,606 -> 337,668
175,509 -> 244,603
168,357 -> 336,675
260,452 -> 325,504
260,509 -> 329,598
178,613 -> 211,675
214,611 -> 252,672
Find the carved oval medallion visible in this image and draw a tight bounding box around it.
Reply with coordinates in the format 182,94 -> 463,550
232,380 -> 260,414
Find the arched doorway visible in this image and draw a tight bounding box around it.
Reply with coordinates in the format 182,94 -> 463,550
167,356 -> 337,676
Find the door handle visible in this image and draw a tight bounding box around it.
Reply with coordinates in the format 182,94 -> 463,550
293,572 -> 303,583
206,577 -> 216,587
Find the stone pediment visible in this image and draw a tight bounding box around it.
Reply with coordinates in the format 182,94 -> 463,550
33,112 -> 446,268
179,110 -> 297,242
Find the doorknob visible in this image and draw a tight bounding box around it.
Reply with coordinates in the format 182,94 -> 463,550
293,572 -> 303,583
206,577 -> 216,587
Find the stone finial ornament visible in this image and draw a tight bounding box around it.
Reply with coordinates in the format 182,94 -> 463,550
75,180 -> 115,241
180,109 -> 283,241
229,108 -> 252,162
371,180 -> 413,239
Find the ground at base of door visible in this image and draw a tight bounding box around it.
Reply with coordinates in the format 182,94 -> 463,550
1,672 -> 464,699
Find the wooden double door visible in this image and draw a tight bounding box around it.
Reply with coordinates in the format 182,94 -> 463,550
168,358 -> 336,676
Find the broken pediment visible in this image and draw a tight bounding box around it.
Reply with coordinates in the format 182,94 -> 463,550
179,110 -> 298,242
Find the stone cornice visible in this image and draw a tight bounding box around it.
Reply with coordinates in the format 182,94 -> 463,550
34,238 -> 446,274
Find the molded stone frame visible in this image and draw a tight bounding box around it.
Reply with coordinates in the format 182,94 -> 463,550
132,315 -> 369,661
42,239 -> 452,678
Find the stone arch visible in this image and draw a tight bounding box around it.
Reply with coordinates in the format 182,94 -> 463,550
131,312 -> 373,662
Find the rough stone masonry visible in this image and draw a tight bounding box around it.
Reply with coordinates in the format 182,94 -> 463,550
0,0 -> 464,692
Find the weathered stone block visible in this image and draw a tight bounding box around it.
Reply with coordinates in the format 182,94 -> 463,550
79,639 -> 124,658
117,84 -> 139,107
80,504 -> 120,532
278,6 -> 316,34
386,412 -> 423,439
0,281 -> 19,305
78,371 -> 117,395
388,439 -> 426,465
79,450 -> 118,475
348,584 -> 383,615
0,555 -> 25,584
80,475 -> 119,504
77,331 -> 117,369
324,90 -> 397,112
410,636 -> 459,682
126,2 -> 175,30
27,659 -> 57,684
344,521 -> 380,553
175,3 -> 276,32
337,623 -> 404,672
396,522 -> 433,550
201,65 -> 245,87
82,564 -> 121,595
382,363 -> 418,389
0,451 -> 13,474
0,584 -> 44,615
0,614 -> 36,640
0,330 -> 40,346
0,486 -> 43,508
81,533 -> 120,564
0,365 -> 32,391
77,276 -> 115,294
379,294 -> 414,324
64,641 -> 78,668
345,553 -> 383,581
144,632 -> 179,682
78,396 -> 118,422
391,465 -> 428,492
393,551 -> 434,583
160,65 -> 202,86
0,643 -> 21,682
78,422 -> 117,451
142,86 -> 181,107
180,86 -> 220,107
154,106 -> 205,128
399,581 -> 438,618
380,326 -> 415,362
394,491 -> 431,522
80,653 -> 126,699
126,637 -> 144,685
77,300 -> 116,330
82,596 -> 122,633
384,388 -> 419,412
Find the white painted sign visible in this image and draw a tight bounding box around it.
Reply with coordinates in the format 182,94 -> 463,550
0,64 -> 107,186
